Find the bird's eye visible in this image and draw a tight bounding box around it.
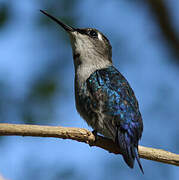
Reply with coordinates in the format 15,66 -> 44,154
88,30 -> 98,38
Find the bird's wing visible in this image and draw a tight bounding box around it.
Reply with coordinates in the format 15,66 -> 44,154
86,66 -> 143,173
86,66 -> 142,132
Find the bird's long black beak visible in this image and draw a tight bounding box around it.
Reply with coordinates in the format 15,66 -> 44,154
40,10 -> 75,32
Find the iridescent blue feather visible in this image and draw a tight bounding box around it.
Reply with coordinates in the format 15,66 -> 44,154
76,66 -> 143,173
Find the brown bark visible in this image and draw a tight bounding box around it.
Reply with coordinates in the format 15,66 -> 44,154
0,123 -> 178,166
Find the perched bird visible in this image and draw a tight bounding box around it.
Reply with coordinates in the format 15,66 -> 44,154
40,10 -> 144,173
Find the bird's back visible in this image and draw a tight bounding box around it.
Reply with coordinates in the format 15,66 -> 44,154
75,65 -> 143,173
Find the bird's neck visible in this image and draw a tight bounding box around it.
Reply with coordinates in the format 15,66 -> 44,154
75,57 -> 112,85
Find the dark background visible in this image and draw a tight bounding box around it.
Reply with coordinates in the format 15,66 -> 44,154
0,0 -> 178,179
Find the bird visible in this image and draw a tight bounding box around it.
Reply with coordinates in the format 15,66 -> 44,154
40,10 -> 144,174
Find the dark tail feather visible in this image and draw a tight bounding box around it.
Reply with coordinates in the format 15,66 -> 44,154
117,131 -> 144,174
134,147 -> 144,174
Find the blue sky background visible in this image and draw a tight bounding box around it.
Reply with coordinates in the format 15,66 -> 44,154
0,0 -> 178,179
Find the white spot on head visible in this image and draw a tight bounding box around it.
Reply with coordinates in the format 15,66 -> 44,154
98,32 -> 103,41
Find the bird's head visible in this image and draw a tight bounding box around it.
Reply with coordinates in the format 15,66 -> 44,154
40,10 -> 112,73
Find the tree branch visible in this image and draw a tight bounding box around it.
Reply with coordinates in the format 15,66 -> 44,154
0,123 -> 178,166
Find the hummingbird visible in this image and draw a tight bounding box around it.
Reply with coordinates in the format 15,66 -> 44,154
40,10 -> 144,173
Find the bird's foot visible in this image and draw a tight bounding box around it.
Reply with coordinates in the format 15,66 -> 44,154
89,130 -> 98,146
92,130 -> 98,137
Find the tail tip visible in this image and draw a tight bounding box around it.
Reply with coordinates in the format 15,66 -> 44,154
135,148 -> 144,174
122,147 -> 144,174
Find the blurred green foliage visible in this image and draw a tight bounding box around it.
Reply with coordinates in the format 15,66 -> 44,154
0,0 -> 78,125
0,3 -> 9,29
